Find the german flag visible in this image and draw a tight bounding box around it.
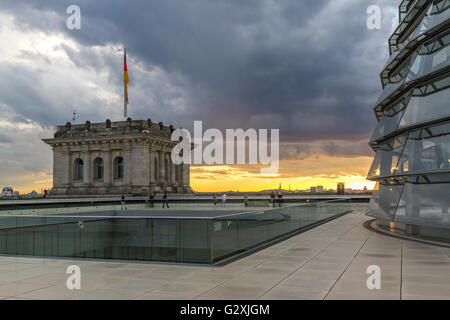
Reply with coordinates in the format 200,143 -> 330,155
124,49 -> 130,104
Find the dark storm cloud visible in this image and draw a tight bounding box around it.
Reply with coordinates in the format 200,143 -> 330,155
0,0 -> 396,142
280,140 -> 374,161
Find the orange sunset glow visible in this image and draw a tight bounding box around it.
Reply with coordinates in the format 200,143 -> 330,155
191,156 -> 376,192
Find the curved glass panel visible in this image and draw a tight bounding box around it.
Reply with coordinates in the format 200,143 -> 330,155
375,80 -> 406,106
391,1 -> 449,54
367,134 -> 407,178
367,182 -> 405,220
395,123 -> 450,175
370,99 -> 408,143
412,74 -> 450,95
377,45 -> 448,107
409,2 -> 449,41
419,32 -> 450,55
398,87 -> 450,128
430,0 -> 450,15
405,45 -> 450,82
373,84 -> 449,143
389,52 -> 418,84
393,178 -> 450,228
367,152 -> 382,178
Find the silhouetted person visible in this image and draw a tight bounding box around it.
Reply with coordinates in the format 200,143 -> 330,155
148,192 -> 155,208
270,191 -> 276,207
244,194 -> 249,207
121,193 -> 127,210
222,193 -> 227,207
277,191 -> 283,207
212,193 -> 217,206
162,191 -> 169,208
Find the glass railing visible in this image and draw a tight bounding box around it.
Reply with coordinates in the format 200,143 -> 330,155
0,199 -> 352,265
211,200 -> 352,263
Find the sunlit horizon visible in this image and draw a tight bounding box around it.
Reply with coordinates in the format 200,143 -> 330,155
8,161 -> 375,195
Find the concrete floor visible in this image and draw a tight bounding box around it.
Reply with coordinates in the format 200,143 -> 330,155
0,208 -> 448,300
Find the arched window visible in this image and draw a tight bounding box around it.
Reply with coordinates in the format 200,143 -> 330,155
94,158 -> 104,181
154,158 -> 158,181
114,156 -> 124,180
164,158 -> 169,181
74,158 -> 84,181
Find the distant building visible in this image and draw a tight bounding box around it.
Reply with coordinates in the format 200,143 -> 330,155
1,187 -> 13,197
43,118 -> 192,196
310,187 -> 317,193
337,183 -> 345,195
23,191 -> 39,199
317,186 -> 324,193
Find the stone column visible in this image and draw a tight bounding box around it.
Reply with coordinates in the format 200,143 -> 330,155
159,148 -> 166,185
103,142 -> 111,186
170,160 -> 176,186
60,144 -> 71,187
178,165 -> 183,184
142,143 -> 151,188
149,146 -> 156,186
182,163 -> 190,188
53,144 -> 71,195
123,140 -> 132,186
178,165 -> 183,185
82,146 -> 91,186
165,153 -> 171,184
131,139 -> 150,190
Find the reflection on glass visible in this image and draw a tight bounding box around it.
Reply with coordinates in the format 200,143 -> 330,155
367,182 -> 404,220
368,135 -> 407,178
399,88 -> 450,128
393,179 -> 450,228
395,123 -> 450,174
405,46 -> 449,83
370,98 -> 408,143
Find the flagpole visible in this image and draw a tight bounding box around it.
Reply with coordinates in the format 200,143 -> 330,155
124,48 -> 127,118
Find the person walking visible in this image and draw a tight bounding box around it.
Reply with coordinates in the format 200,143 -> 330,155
212,193 -> 217,206
162,191 -> 170,208
222,193 -> 227,208
277,191 -> 283,207
244,194 -> 248,207
148,192 -> 155,208
121,193 -> 127,210
270,191 -> 276,207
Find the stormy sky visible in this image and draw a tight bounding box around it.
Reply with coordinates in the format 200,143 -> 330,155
0,0 -> 400,192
